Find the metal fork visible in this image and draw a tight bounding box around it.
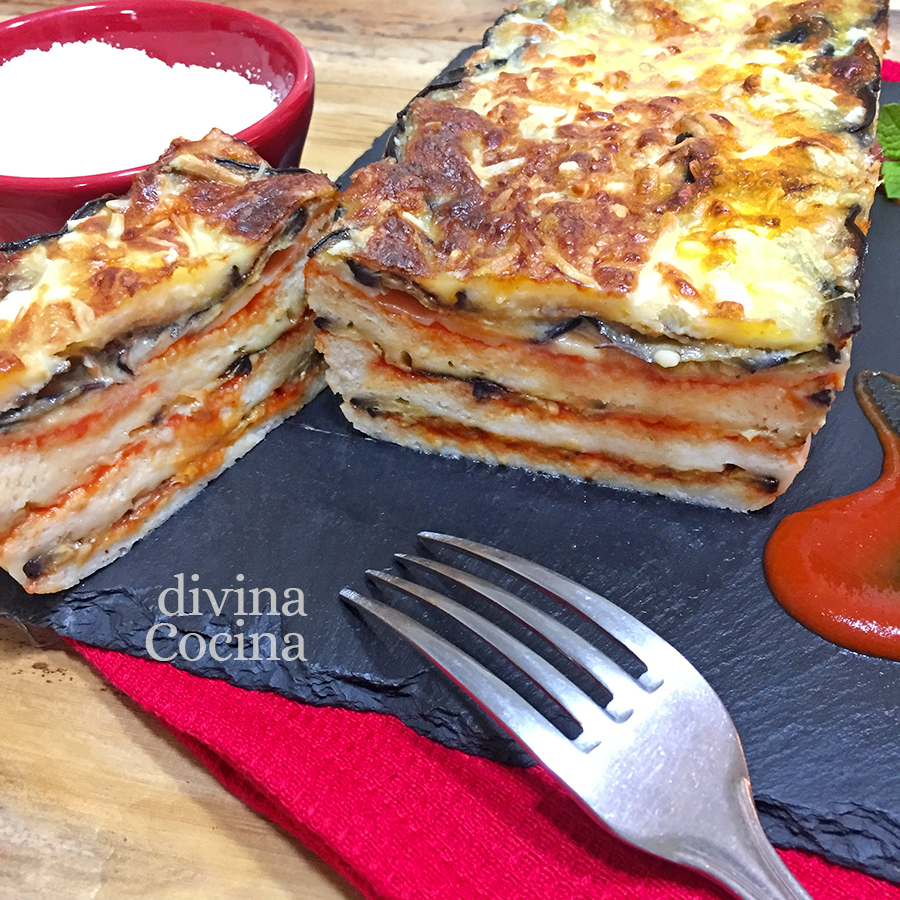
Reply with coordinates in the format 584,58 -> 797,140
341,532 -> 813,900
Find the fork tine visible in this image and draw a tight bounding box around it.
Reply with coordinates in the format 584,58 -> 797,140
365,568 -> 614,749
419,532 -> 687,689
341,587 -> 588,773
395,554 -> 647,721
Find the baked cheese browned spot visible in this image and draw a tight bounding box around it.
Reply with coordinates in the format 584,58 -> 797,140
307,0 -> 886,510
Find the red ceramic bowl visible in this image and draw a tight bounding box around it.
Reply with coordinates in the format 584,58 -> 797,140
0,0 -> 315,243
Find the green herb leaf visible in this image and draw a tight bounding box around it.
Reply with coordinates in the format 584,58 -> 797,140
882,159 -> 900,199
877,103 -> 900,158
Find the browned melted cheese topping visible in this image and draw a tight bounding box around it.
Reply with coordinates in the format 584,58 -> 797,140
326,0 -> 886,359
0,129 -> 334,410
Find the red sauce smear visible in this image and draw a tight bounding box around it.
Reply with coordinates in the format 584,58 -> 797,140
765,371 -> 900,659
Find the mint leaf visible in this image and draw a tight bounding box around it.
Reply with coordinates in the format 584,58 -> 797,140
882,159 -> 900,199
877,103 -> 900,158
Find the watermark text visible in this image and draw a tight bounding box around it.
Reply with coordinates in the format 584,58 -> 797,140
146,573 -> 307,663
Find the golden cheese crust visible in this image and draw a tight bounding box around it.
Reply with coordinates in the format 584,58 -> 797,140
0,129 -> 335,413
326,0 -> 886,360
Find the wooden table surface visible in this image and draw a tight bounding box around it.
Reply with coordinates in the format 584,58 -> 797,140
2,2 -> 900,898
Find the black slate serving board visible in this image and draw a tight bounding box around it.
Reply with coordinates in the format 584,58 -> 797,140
3,76 -> 900,885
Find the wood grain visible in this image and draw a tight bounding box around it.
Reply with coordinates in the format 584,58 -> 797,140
0,621 -> 365,900
1,1 -> 899,897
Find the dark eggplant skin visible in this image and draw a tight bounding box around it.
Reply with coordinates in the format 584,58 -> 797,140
471,377 -> 509,401
0,379 -> 108,430
346,258 -> 382,288
755,474 -> 781,494
844,204 -> 867,283
281,205 -> 309,239
823,295 -> 861,345
0,230 -> 65,255
750,6 -> 881,144
383,119 -> 406,161
70,196 -> 111,221
532,205 -> 870,359
812,36 -> 882,141
534,314 -> 817,372
765,12 -> 833,49
212,156 -> 315,177
349,396 -> 381,417
384,54 -> 508,161
325,254 -> 443,309
0,195 -> 111,254
738,354 -> 793,373
307,228 -> 351,258
772,24 -> 811,44
22,555 -> 47,580
385,67 -> 468,161
227,264 -> 246,289
481,7 -> 518,48
223,354 -> 253,379
846,81 -> 879,135
0,326 -> 159,429
818,285 -> 861,352
538,317 -> 587,342
379,0 -> 522,161
809,389 -> 836,406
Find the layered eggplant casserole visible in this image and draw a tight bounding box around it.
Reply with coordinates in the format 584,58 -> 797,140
0,131 -> 337,592
307,0 -> 887,510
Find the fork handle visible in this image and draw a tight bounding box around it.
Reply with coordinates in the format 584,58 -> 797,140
697,839 -> 813,900
679,785 -> 813,900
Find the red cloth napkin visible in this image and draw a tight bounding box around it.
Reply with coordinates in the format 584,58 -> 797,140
884,59 -> 900,82
68,638 -> 898,900
61,59 -> 900,900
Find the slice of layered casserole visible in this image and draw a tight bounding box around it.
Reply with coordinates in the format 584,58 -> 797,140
0,130 -> 337,592
307,0 -> 886,510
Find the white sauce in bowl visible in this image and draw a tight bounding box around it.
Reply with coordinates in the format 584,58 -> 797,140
0,40 -> 278,178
